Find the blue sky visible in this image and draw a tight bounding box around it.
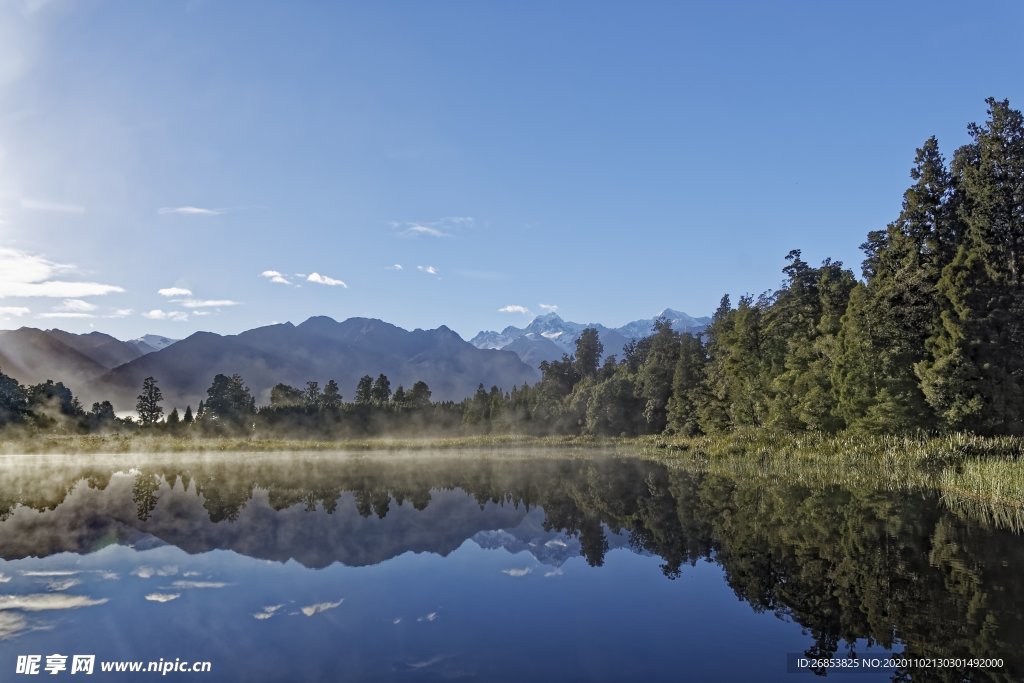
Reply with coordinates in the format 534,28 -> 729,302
1,0 -> 1022,340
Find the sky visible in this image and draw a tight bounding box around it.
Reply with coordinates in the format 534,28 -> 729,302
1,0 -> 1023,341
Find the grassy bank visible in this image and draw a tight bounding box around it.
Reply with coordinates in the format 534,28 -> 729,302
638,430 -> 1024,526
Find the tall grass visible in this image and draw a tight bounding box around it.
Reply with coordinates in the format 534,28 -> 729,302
639,430 -> 1024,529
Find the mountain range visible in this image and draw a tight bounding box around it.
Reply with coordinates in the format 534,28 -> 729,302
0,308 -> 708,413
469,308 -> 710,366
98,316 -> 537,411
0,473 -> 626,570
0,317 -> 538,412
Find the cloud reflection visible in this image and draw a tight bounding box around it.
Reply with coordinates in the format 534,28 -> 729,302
253,604 -> 284,620
170,581 -> 227,589
501,567 -> 532,577
44,578 -> 81,592
132,566 -> 178,579
144,593 -> 181,603
0,612 -> 30,640
300,599 -> 343,617
0,594 -> 107,611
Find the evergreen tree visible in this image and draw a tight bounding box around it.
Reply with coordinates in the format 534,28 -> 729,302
204,374 -> 255,429
270,383 -> 304,408
0,368 -> 27,427
665,333 -> 705,435
917,98 -> 1024,434
183,405 -> 194,424
354,375 -> 373,405
835,138 -> 955,432
635,319 -> 681,433
136,376 -> 164,425
370,374 -> 391,404
322,379 -> 342,409
87,401 -> 116,431
573,328 -> 603,379
408,381 -> 432,408
697,295 -> 734,433
304,381 -> 322,409
768,255 -> 854,432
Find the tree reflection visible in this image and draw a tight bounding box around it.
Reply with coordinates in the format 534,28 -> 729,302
3,454 -> 1024,681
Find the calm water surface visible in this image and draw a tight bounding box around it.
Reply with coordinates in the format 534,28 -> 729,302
0,451 -> 1021,682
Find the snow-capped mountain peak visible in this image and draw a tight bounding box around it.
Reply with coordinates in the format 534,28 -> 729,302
471,307 -> 711,368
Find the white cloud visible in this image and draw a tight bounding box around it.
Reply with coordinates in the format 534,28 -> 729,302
173,299 -> 238,309
543,568 -> 565,578
395,216 -> 473,238
416,612 -> 439,622
498,305 -> 530,315
385,264 -> 403,271
539,303 -> 559,312
144,593 -> 180,603
158,287 -> 192,297
0,594 -> 107,611
37,312 -> 95,319
416,265 -> 439,276
501,567 -> 533,577
0,306 -> 29,317
260,270 -> 291,285
109,309 -> 132,318
20,198 -> 85,214
55,298 -> 96,312
300,599 -> 343,616
142,310 -> 188,322
157,206 -> 224,216
0,247 -> 123,298
306,272 -> 347,288
21,571 -> 79,577
401,224 -> 449,238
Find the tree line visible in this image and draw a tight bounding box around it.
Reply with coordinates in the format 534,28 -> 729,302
1,98 -> 1021,438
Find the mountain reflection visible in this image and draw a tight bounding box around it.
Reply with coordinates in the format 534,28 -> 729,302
1,453 -> 1023,680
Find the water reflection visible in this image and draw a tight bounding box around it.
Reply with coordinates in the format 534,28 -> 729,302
0,452 -> 1021,681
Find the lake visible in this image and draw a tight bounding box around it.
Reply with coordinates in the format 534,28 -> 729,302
0,450 -> 1020,681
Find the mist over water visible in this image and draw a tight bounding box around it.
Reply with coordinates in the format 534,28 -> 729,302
0,451 -> 1021,681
